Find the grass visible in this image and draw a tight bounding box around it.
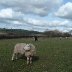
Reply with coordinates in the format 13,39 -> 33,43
0,38 -> 72,72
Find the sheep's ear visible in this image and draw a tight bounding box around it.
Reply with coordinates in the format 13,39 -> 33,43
29,44 -> 31,48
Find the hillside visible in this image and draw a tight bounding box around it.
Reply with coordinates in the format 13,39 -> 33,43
0,28 -> 41,36
0,28 -> 41,39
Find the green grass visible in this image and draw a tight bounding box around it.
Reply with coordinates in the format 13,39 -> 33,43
0,38 -> 72,72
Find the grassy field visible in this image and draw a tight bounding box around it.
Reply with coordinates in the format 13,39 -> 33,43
0,38 -> 72,72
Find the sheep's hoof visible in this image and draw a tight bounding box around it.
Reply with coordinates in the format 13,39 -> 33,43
11,59 -> 14,61
11,57 -> 14,61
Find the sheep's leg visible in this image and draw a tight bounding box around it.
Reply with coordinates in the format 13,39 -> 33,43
30,57 -> 32,64
15,53 -> 18,60
27,57 -> 30,65
12,53 -> 15,61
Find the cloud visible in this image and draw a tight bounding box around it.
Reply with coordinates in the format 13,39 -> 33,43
0,8 -> 24,19
0,15 -> 71,32
8,17 -> 71,29
1,0 -> 72,32
55,2 -> 72,19
23,18 -> 69,27
21,18 -> 72,32
0,8 -> 13,18
0,0 -> 63,16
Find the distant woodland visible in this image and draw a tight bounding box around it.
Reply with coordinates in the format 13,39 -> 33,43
0,28 -> 72,39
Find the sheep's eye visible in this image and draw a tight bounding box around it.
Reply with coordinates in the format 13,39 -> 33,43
28,46 -> 30,47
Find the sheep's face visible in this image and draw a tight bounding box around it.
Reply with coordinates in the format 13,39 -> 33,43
24,44 -> 31,51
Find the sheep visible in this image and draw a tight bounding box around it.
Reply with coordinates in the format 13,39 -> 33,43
11,43 -> 36,64
11,43 -> 26,61
24,43 -> 36,64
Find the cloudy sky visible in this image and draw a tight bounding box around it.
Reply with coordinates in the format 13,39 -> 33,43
0,0 -> 72,32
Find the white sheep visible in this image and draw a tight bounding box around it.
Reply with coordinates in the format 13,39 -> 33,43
11,43 -> 36,64
24,43 -> 36,64
11,43 -> 26,60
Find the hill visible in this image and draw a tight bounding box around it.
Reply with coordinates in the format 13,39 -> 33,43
0,28 -> 41,39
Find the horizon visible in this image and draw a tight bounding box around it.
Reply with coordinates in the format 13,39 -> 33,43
0,28 -> 71,33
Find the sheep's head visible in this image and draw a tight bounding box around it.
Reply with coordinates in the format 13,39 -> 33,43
24,44 -> 31,51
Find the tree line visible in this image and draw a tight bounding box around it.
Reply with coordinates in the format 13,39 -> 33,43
0,28 -> 41,39
0,28 -> 72,39
43,30 -> 71,37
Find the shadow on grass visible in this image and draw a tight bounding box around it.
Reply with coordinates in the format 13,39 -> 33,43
32,56 -> 39,62
20,55 -> 39,62
12,53 -> 39,64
